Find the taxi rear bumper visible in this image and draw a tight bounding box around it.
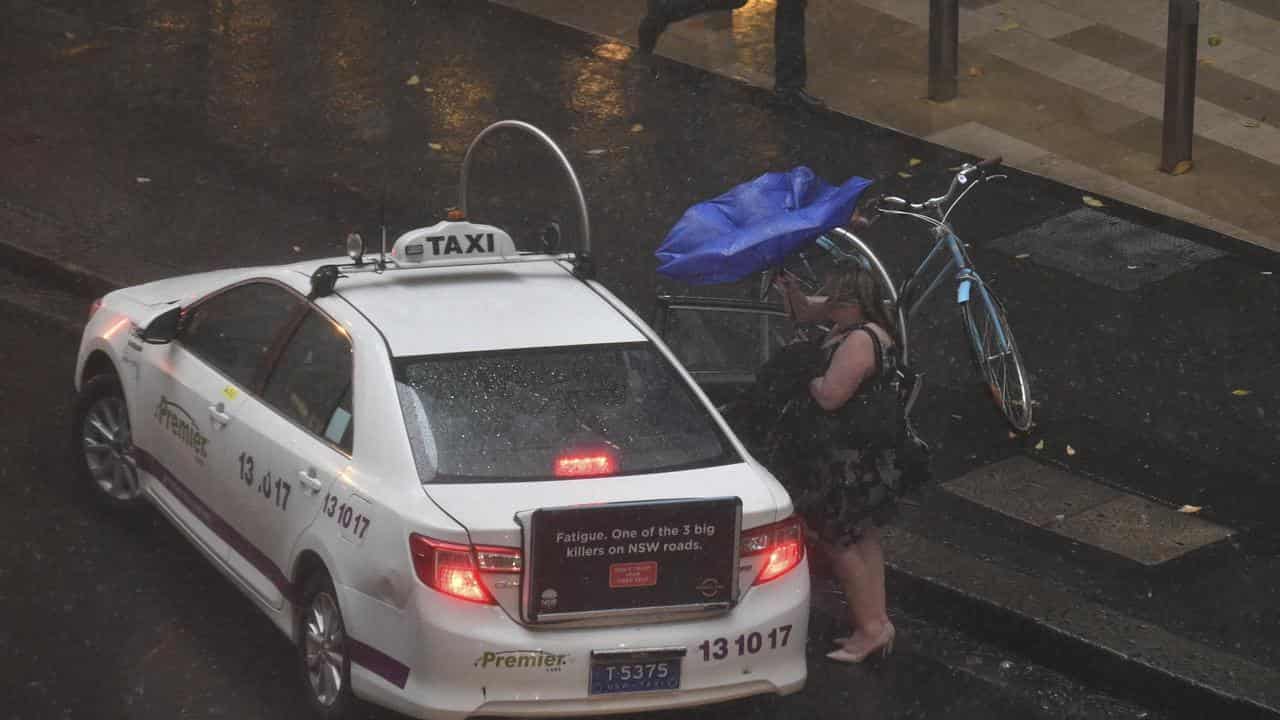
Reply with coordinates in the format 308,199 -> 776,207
345,558 -> 809,720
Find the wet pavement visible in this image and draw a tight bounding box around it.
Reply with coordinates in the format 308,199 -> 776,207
1,0 -> 1278,718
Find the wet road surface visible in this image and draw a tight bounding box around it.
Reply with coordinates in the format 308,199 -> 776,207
0,306 -> 1161,720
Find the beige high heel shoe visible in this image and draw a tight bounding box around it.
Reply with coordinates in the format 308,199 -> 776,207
826,623 -> 895,663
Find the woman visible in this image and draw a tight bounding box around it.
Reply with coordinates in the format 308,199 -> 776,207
760,266 -> 928,663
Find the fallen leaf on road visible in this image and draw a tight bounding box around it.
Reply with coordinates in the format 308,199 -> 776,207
1243,118 -> 1261,128
1035,440 -> 1044,450
1082,195 -> 1104,208
136,177 -> 152,183
1232,389 -> 1252,396
1207,34 -> 1222,47
428,142 -> 442,151
1015,253 -> 1031,259
996,20 -> 1021,32
405,74 -> 421,86
1198,57 -> 1215,66
1178,504 -> 1202,514
967,65 -> 985,78
1066,445 -> 1076,456
897,171 -> 913,179
424,87 -> 435,93
586,148 -> 607,155
908,158 -> 923,167
1170,159 -> 1193,175
630,123 -> 645,133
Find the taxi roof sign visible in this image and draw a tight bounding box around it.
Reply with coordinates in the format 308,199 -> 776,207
390,220 -> 517,264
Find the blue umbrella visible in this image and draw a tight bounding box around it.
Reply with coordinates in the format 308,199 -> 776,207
655,167 -> 873,285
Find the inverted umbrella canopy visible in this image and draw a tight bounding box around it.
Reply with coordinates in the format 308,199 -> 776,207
655,167 -> 873,285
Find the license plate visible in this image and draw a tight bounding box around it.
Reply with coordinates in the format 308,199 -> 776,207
589,658 -> 681,695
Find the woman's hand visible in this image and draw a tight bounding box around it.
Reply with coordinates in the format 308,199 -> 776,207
775,271 -> 829,324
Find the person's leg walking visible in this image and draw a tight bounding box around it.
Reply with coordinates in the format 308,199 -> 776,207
639,0 -> 747,54
772,0 -> 824,109
773,0 -> 806,89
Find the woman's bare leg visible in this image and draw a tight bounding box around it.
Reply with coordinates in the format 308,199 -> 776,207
826,528 -> 894,661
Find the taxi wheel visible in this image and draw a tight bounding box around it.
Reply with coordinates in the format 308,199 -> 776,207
73,373 -> 144,511
298,570 -> 355,719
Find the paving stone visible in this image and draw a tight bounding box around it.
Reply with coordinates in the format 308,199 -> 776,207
1053,495 -> 1234,565
989,208 -> 1227,291
944,456 -> 1124,527
926,121 -> 1051,166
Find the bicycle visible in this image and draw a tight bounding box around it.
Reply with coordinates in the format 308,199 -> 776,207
780,157 -> 1034,432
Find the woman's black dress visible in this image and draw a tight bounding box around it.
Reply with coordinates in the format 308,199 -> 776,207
734,325 -> 929,546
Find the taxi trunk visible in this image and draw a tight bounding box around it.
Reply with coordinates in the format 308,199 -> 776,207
421,462 -> 791,627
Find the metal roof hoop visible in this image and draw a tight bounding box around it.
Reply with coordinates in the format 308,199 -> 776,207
457,120 -> 591,255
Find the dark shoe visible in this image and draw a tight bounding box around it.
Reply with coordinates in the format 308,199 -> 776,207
772,86 -> 826,112
638,1 -> 670,54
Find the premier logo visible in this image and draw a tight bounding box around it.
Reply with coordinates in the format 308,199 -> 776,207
474,650 -> 571,671
154,396 -> 209,462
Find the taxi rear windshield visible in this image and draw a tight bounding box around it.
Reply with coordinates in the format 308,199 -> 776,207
394,343 -> 738,482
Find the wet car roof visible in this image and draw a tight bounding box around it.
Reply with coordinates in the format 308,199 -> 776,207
310,259 -> 646,357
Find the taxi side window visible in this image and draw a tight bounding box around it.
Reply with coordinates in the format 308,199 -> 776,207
263,310 -> 354,453
181,283 -> 303,388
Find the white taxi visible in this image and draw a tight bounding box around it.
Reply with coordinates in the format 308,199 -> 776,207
71,123 -> 809,719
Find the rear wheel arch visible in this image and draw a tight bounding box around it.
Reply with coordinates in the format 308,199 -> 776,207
292,551 -> 328,611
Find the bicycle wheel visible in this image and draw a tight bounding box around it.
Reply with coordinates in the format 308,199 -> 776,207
960,283 -> 1033,431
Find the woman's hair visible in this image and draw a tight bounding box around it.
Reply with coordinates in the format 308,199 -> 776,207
825,267 -> 897,335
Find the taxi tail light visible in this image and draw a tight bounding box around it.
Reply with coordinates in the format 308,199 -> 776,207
554,451 -> 617,478
409,534 -> 521,605
740,515 -> 805,585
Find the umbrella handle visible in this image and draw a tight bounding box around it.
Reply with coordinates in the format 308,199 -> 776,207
758,269 -> 780,302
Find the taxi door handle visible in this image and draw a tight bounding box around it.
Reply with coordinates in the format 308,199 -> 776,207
297,468 -> 323,494
208,403 -> 232,427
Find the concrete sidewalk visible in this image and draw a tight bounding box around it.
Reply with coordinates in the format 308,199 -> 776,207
496,0 -> 1280,252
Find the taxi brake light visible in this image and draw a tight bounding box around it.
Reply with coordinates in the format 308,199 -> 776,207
554,452 -> 617,478
410,534 -> 520,605
740,515 -> 805,585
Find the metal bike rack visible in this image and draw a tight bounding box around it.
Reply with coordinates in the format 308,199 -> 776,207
458,120 -> 591,254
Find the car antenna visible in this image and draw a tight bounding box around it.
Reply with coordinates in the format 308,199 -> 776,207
377,159 -> 389,271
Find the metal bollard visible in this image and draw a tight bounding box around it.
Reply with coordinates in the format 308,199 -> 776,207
1160,0 -> 1199,174
929,0 -> 959,101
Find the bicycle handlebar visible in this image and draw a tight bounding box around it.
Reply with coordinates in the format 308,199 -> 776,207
877,155 -> 1002,215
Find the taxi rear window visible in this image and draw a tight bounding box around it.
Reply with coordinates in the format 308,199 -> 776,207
394,343 -> 738,482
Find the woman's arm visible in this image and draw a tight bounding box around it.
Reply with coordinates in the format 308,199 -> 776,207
809,330 -> 877,411
775,273 -> 829,324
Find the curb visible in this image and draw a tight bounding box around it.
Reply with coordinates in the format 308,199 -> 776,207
882,529 -> 1280,720
0,233 -> 122,301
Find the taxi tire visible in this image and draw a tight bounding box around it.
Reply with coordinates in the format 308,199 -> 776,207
298,570 -> 356,720
72,372 -> 145,513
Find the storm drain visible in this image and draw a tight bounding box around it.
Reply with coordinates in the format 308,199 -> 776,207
944,456 -> 1233,565
989,209 -> 1225,291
